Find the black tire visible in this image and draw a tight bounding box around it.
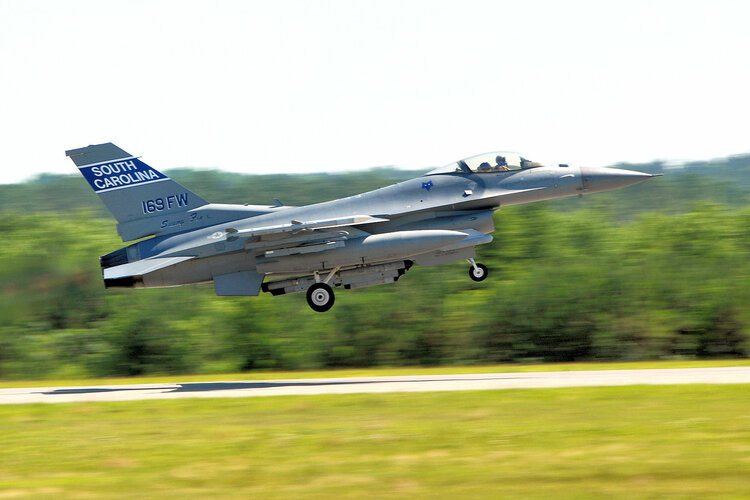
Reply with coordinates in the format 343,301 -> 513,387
469,263 -> 488,282
306,283 -> 335,312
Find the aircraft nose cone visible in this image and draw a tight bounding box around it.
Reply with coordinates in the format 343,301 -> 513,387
579,166 -> 656,194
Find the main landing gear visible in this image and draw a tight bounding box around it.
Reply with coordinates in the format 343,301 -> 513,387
306,267 -> 339,312
307,283 -> 335,312
467,258 -> 488,282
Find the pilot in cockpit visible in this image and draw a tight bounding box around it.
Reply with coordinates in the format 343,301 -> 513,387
495,155 -> 510,171
477,161 -> 492,172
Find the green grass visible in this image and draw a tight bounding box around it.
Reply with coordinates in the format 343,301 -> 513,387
1,358 -> 749,388
1,385 -> 749,498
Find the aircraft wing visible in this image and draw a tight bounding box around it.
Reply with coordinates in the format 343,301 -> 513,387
229,214 -> 388,258
227,214 -> 388,238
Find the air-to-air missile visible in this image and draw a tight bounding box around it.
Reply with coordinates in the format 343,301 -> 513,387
67,144 -> 657,311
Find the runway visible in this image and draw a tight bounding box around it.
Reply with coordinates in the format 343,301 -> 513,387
1,367 -> 749,405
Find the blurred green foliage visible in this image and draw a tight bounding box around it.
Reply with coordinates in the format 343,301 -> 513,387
1,157 -> 749,379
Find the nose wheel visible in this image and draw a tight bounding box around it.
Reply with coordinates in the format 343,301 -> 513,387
467,259 -> 488,282
307,283 -> 335,312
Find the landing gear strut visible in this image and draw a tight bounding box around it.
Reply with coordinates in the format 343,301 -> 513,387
467,258 -> 488,282
307,283 -> 335,312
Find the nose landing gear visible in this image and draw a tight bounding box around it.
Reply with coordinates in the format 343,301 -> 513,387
467,258 -> 488,282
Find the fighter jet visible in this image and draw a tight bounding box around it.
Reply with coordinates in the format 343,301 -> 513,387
66,143 -> 657,312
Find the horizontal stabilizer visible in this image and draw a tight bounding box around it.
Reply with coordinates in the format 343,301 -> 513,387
102,256 -> 195,280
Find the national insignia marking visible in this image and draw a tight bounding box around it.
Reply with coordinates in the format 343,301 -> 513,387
422,181 -> 434,191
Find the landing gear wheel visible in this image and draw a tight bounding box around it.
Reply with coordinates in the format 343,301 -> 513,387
469,263 -> 488,282
307,283 -> 335,312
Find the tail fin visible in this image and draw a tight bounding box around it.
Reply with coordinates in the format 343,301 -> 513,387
66,143 -> 209,237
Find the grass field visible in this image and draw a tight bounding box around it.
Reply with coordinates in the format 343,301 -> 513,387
1,358 -> 749,389
1,385 -> 749,499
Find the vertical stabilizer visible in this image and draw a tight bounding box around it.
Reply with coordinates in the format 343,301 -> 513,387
66,143 -> 209,231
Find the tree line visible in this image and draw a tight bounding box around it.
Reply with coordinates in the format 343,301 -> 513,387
0,159 -> 749,378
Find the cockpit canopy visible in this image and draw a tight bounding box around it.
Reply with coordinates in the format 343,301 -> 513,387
426,151 -> 544,175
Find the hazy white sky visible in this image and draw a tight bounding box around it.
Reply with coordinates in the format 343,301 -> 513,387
1,0 -> 749,184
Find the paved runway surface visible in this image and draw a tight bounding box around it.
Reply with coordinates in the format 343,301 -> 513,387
2,367 -> 749,405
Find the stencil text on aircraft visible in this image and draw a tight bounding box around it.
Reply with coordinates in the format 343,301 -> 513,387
142,193 -> 190,214
80,158 -> 167,192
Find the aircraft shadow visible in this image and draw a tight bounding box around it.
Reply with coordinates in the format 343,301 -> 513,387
39,376 -> 520,396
